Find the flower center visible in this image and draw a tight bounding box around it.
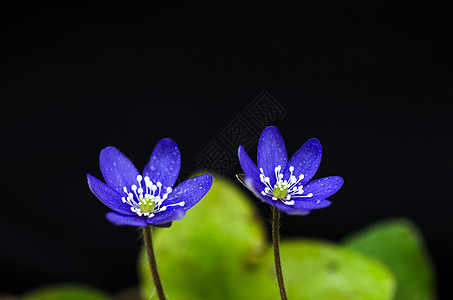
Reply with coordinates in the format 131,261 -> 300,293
273,182 -> 289,199
139,195 -> 156,214
121,175 -> 184,218
259,165 -> 313,205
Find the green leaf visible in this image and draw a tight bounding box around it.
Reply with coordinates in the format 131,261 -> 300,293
344,219 -> 436,300
265,240 -> 396,300
139,175 -> 268,299
139,175 -> 396,299
21,284 -> 112,300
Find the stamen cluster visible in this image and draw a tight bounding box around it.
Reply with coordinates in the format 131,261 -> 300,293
122,175 -> 184,218
259,165 -> 313,205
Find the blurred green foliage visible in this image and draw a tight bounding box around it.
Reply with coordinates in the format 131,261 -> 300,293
139,175 -> 397,299
21,284 -> 112,300
344,219 -> 436,300
268,240 -> 395,300
139,175 -> 268,299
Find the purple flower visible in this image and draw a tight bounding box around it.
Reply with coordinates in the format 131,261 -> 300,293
87,138 -> 213,227
238,126 -> 343,215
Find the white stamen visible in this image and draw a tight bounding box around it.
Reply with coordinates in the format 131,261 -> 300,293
282,200 -> 295,205
161,201 -> 185,211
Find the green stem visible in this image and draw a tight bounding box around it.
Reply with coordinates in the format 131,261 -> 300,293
143,226 -> 166,300
272,207 -> 288,300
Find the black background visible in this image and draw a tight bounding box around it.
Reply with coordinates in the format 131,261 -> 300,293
1,1 -> 452,298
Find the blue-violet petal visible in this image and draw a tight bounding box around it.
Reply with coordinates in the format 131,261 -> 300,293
87,174 -> 135,215
99,146 -> 140,194
165,174 -> 213,210
303,176 -> 344,201
143,138 -> 181,190
257,126 -> 288,186
146,208 -> 186,226
244,176 -> 279,208
106,212 -> 148,227
292,199 -> 332,210
238,145 -> 260,180
284,138 -> 322,186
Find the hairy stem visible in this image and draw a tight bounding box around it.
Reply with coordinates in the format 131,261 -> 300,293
143,226 -> 166,300
272,207 -> 288,300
